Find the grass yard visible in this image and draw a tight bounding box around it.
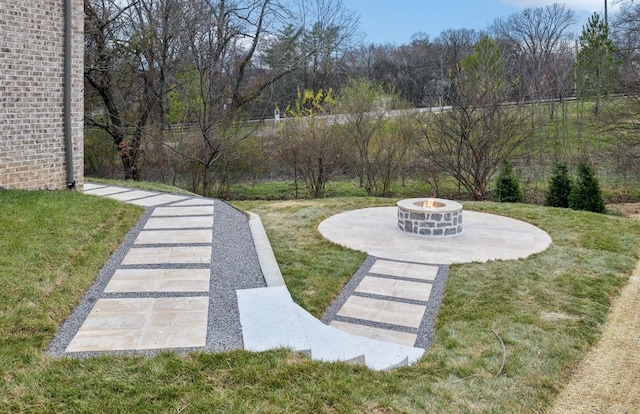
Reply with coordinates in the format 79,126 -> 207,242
2,188 -> 640,413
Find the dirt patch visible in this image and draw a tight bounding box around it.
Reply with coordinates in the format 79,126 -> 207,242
548,209 -> 640,413
609,203 -> 640,220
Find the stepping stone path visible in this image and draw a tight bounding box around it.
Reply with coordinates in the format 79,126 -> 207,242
67,197 -> 215,352
323,257 -> 449,349
48,183 -> 266,355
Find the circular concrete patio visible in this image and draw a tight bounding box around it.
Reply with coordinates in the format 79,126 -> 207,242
318,207 -> 552,264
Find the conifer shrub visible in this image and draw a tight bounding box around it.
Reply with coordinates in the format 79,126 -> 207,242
545,162 -> 572,208
568,159 -> 606,213
493,160 -> 523,202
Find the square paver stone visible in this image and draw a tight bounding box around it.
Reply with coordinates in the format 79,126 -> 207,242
66,297 -> 209,352
106,190 -> 158,201
134,229 -> 212,245
121,246 -> 212,265
356,276 -> 432,302
369,260 -> 439,281
337,296 -> 426,328
83,186 -> 131,196
105,269 -> 210,293
152,206 -> 214,216
83,183 -> 105,191
143,216 -> 213,230
171,198 -> 215,206
128,194 -> 187,206
329,320 -> 417,347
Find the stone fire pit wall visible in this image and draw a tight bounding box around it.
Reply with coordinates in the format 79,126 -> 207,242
397,198 -> 463,237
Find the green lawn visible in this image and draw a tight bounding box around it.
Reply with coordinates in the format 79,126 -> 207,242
2,188 -> 640,413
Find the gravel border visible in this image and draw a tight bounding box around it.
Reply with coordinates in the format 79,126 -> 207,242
206,200 -> 266,351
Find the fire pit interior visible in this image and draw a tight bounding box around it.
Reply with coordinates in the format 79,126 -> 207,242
413,200 -> 445,209
397,198 -> 463,237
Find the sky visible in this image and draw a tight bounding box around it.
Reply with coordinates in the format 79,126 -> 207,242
343,0 -> 615,45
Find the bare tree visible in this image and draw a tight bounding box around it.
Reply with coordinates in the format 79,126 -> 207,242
295,0 -> 360,91
431,29 -> 480,106
167,0 -> 297,196
418,36 -> 531,200
359,43 -> 400,92
260,0 -> 361,107
600,1 -> 640,187
611,0 -> 640,91
130,0 -> 189,127
434,29 -> 479,75
275,89 -> 346,198
84,0 -> 188,180
546,40 -> 576,153
337,78 -> 410,196
344,36 -> 445,107
84,0 -> 140,180
492,4 -> 576,103
491,4 -> 575,166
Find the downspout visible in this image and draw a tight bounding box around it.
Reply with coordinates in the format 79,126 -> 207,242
64,0 -> 75,189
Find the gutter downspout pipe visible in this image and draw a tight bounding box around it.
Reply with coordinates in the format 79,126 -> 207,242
64,0 -> 75,189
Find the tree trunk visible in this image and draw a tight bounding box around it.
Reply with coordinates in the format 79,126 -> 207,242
314,156 -> 325,198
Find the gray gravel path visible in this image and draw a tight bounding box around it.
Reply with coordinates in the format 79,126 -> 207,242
206,201 -> 266,351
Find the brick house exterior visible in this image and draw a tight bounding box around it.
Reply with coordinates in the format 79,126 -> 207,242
0,1 -> 83,190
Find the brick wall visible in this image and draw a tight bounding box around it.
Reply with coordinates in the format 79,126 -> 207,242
0,0 -> 83,190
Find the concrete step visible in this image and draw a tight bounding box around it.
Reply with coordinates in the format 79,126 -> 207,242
237,286 -> 425,370
237,286 -> 310,353
291,302 -> 371,366
292,303 -> 423,370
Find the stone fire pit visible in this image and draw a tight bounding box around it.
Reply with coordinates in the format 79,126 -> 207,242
397,198 -> 463,237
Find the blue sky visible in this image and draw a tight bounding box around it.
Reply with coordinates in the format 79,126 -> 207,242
343,0 -> 613,45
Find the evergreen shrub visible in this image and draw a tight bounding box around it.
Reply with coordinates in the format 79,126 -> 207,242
545,162 -> 572,208
493,160 -> 523,203
568,159 -> 606,213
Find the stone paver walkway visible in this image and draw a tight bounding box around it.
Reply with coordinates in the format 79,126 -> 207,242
48,182 -> 266,355
323,257 -> 448,348
67,195 -> 215,352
